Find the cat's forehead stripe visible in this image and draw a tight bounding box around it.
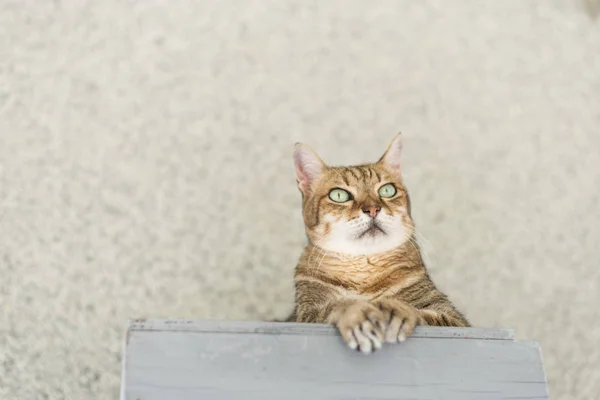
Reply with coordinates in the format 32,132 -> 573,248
338,166 -> 381,185
374,170 -> 382,182
346,168 -> 360,182
360,166 -> 372,180
331,168 -> 350,186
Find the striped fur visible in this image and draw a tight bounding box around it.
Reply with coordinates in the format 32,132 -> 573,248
290,134 -> 469,353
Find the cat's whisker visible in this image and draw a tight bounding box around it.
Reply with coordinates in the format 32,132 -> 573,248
312,248 -> 330,277
412,230 -> 434,265
307,232 -> 333,267
307,245 -> 325,269
413,229 -> 434,251
409,236 -> 430,264
403,233 -> 418,252
304,233 -> 333,277
395,229 -> 421,260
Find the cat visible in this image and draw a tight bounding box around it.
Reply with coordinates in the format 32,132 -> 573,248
288,133 -> 469,354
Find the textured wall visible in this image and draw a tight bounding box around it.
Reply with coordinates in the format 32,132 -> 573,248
1,1 -> 599,399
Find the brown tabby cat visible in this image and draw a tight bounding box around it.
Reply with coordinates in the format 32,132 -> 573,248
289,133 -> 469,353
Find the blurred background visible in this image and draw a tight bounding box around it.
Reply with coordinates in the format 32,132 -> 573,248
1,0 -> 599,399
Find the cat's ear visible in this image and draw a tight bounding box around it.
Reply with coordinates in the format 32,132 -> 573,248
293,143 -> 326,194
378,133 -> 403,176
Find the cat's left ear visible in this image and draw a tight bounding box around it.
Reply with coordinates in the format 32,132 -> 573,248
378,133 -> 403,177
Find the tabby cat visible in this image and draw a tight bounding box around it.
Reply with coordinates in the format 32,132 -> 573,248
289,133 -> 469,353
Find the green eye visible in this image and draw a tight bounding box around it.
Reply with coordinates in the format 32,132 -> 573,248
378,183 -> 397,198
328,188 -> 351,203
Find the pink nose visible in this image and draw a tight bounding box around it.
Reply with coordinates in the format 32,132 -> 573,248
362,205 -> 381,218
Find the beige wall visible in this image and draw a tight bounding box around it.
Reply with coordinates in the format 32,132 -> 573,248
1,1 -> 599,398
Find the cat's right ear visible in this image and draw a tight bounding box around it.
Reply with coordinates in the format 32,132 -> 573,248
378,133 -> 403,177
293,143 -> 326,195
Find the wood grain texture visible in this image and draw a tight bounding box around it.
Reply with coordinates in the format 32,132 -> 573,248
122,319 -> 548,400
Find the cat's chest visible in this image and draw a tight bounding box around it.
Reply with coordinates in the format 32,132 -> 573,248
321,257 -> 394,294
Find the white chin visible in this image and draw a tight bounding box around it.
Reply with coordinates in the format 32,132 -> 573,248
323,230 -> 409,256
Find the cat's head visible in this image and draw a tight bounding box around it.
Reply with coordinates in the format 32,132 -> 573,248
293,134 -> 414,256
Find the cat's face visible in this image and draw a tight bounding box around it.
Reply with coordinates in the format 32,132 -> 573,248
294,134 -> 414,256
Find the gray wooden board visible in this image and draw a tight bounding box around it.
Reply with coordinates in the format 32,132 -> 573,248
121,319 -> 549,400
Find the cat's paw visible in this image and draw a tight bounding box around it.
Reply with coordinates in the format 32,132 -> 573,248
373,298 -> 422,343
329,301 -> 386,354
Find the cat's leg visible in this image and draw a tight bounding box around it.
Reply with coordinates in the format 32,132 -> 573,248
417,306 -> 470,327
402,285 -> 471,328
372,296 -> 470,343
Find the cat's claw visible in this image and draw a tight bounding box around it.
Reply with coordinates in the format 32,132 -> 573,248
334,301 -> 386,354
373,298 -> 421,343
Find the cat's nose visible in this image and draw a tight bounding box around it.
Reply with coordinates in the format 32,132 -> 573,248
362,205 -> 381,218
